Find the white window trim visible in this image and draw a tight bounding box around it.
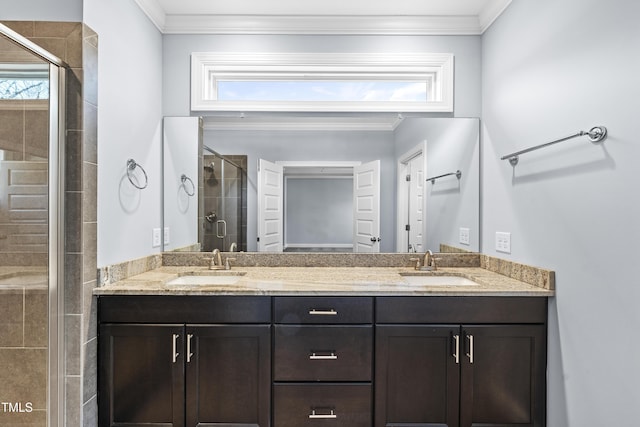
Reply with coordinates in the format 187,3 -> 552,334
191,52 -> 454,113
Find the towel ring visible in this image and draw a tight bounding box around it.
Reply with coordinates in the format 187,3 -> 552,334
126,159 -> 148,190
181,174 -> 195,196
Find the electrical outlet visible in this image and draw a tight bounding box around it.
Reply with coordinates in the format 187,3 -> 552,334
459,227 -> 470,245
164,227 -> 170,245
495,232 -> 511,253
152,228 -> 161,247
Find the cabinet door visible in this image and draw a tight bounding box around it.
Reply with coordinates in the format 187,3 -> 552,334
460,325 -> 546,427
375,325 -> 460,427
185,325 -> 271,427
99,324 -> 185,427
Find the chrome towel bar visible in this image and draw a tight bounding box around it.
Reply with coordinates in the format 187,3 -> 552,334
501,125 -> 607,166
427,170 -> 462,184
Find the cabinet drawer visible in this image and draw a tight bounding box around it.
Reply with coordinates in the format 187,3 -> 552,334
274,325 -> 372,381
274,296 -> 373,324
274,384 -> 371,427
376,296 -> 548,324
99,295 -> 271,323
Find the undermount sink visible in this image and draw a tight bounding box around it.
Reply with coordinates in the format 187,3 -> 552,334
166,271 -> 246,286
400,275 -> 480,287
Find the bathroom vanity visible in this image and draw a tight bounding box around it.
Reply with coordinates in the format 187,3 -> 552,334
96,261 -> 552,427
98,296 -> 271,427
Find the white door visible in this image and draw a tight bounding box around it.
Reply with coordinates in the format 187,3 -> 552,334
257,159 -> 283,251
408,155 -> 424,252
353,160 -> 380,253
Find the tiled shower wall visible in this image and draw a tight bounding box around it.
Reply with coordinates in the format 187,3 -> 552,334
0,273 -> 48,426
1,21 -> 99,427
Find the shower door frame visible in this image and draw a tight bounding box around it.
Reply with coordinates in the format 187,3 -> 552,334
0,23 -> 66,427
47,61 -> 65,427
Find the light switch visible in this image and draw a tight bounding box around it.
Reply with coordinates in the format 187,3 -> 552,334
164,227 -> 170,245
152,228 -> 161,247
459,227 -> 470,245
495,232 -> 511,253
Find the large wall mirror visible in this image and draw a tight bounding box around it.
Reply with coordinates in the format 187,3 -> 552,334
163,115 -> 480,254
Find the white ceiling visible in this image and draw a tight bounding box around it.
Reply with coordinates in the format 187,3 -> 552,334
135,0 -> 512,35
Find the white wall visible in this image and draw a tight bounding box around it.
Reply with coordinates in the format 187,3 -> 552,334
2,0 -> 82,21
482,0 -> 640,425
84,0 -> 164,266
162,34 -> 482,118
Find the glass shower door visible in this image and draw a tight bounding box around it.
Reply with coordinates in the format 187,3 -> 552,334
0,30 -> 60,427
202,153 -> 247,252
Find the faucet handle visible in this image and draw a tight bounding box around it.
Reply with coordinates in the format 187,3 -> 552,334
224,257 -> 237,270
409,257 -> 421,270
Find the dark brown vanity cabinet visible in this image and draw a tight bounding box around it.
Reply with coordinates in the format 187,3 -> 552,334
375,297 -> 547,427
98,294 -> 548,427
98,296 -> 271,427
272,297 -> 374,427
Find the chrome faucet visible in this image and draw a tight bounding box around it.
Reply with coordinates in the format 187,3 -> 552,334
210,248 -> 223,270
410,250 -> 437,271
423,250 -> 434,270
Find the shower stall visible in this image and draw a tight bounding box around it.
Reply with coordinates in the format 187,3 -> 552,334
0,25 -> 64,427
201,146 -> 247,252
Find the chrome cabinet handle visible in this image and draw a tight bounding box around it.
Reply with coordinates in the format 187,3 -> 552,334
172,334 -> 180,363
309,408 -> 337,419
309,351 -> 338,360
187,334 -> 194,363
309,309 -> 338,316
466,334 -> 474,364
453,334 -> 460,364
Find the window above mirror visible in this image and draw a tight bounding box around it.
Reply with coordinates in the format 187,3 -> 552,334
191,52 -> 453,112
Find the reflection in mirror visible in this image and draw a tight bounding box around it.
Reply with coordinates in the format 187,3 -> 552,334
163,117 -> 202,251
201,149 -> 247,252
395,118 -> 480,253
162,115 -> 480,254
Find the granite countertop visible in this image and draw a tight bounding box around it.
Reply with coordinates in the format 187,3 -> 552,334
94,265 -> 554,297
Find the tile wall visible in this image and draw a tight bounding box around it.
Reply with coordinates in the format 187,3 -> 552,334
0,273 -> 48,426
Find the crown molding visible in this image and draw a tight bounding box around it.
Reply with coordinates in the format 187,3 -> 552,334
163,15 -> 483,35
478,0 -> 512,33
133,0 -> 166,32
134,1 -> 512,35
